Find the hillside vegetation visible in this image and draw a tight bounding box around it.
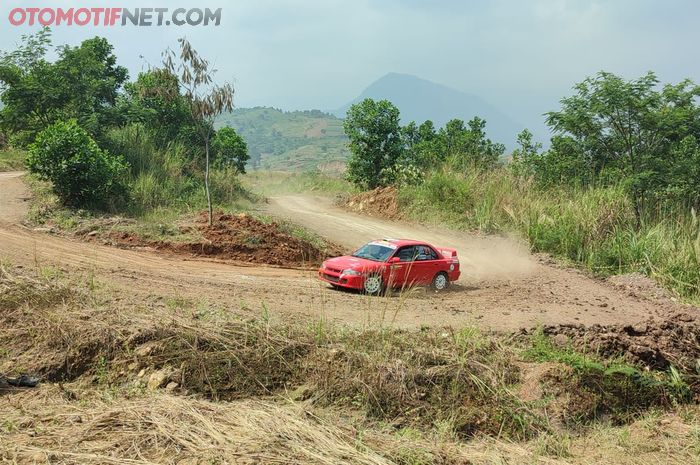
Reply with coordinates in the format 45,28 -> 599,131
217,107 -> 349,172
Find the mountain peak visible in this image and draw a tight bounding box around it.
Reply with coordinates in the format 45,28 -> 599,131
335,73 -> 523,148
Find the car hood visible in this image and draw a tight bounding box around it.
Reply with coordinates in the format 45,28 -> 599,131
322,255 -> 383,272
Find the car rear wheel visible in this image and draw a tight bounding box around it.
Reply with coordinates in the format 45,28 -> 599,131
363,274 -> 384,295
431,272 -> 449,291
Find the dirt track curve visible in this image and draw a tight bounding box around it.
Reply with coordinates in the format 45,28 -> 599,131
0,171 -> 694,330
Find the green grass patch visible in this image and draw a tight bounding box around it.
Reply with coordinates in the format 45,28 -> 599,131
0,149 -> 26,171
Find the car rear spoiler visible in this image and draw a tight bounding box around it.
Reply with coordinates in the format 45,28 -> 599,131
439,248 -> 458,259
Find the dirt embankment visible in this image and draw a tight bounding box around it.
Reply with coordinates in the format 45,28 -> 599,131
98,211 -> 341,268
527,312 -> 700,371
342,186 -> 404,220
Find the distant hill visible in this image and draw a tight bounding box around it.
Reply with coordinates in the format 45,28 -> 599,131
217,75 -> 526,172
216,107 -> 349,173
334,73 -> 524,148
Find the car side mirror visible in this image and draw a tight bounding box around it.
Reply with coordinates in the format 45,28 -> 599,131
389,257 -> 401,264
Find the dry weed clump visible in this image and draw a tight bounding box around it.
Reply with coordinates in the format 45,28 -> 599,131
0,265 -> 315,397
308,328 -> 545,440
0,388 -> 393,465
0,264 -> 75,311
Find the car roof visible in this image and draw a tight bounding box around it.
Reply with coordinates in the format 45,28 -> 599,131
380,238 -> 430,247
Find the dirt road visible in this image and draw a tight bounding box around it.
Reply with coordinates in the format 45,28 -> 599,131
0,172 -> 693,330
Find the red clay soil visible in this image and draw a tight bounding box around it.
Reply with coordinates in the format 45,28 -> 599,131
103,211 -> 338,268
342,187 -> 404,220
522,312 -> 700,371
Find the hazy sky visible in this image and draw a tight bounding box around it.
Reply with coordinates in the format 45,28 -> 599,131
2,0 -> 699,139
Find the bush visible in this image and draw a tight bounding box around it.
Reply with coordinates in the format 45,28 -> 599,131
27,120 -> 128,209
212,127 -> 249,173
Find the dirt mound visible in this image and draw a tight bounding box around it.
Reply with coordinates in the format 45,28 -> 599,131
102,211 -> 338,267
528,313 -> 700,371
343,187 -> 403,220
607,272 -> 674,302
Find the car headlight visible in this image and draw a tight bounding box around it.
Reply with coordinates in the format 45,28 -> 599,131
341,269 -> 362,276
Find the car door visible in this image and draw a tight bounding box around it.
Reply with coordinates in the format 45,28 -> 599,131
387,246 -> 417,287
413,245 -> 442,284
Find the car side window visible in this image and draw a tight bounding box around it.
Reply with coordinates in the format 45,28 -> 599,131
396,246 -> 416,262
414,245 -> 437,261
428,247 -> 439,260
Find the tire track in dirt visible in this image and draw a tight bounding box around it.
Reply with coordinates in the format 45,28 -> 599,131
1,172 -> 695,331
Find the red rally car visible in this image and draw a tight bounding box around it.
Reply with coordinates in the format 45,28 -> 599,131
318,239 -> 460,295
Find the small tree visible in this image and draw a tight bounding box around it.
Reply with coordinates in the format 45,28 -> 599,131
122,68 -> 193,146
344,98 -> 404,189
510,129 -> 543,178
162,38 -> 234,225
212,126 -> 249,173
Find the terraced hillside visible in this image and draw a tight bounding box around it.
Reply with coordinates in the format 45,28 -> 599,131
217,107 -> 349,173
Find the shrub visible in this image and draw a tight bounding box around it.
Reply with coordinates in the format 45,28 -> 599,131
27,120 -> 128,209
212,126 -> 249,173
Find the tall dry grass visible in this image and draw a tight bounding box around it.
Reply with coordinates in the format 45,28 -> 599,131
106,125 -> 253,216
399,168 -> 700,302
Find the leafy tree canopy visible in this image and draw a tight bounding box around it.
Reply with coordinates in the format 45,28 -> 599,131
27,119 -> 128,209
212,126 -> 249,173
524,71 -> 700,213
0,30 -> 128,146
344,98 -> 404,189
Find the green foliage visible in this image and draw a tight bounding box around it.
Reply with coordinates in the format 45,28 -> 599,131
436,117 -> 505,170
0,27 -> 52,72
344,98 -> 405,189
543,72 -> 700,215
399,168 -> 700,301
121,69 -> 194,147
212,127 -> 249,173
510,129 -> 542,178
342,98 -> 506,189
27,120 -> 128,209
380,163 -> 423,187
106,125 -> 250,216
524,329 -> 692,419
0,32 -> 128,145
0,34 -> 248,219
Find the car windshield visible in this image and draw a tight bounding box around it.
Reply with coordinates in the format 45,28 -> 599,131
351,242 -> 395,262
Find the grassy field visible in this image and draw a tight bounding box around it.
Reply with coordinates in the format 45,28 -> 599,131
0,148 -> 25,171
1,264 -> 699,464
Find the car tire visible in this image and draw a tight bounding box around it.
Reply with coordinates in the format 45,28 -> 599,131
363,274 -> 384,296
431,272 -> 449,291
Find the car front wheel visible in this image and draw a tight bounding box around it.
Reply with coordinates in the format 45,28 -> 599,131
431,272 -> 449,291
363,274 -> 384,295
